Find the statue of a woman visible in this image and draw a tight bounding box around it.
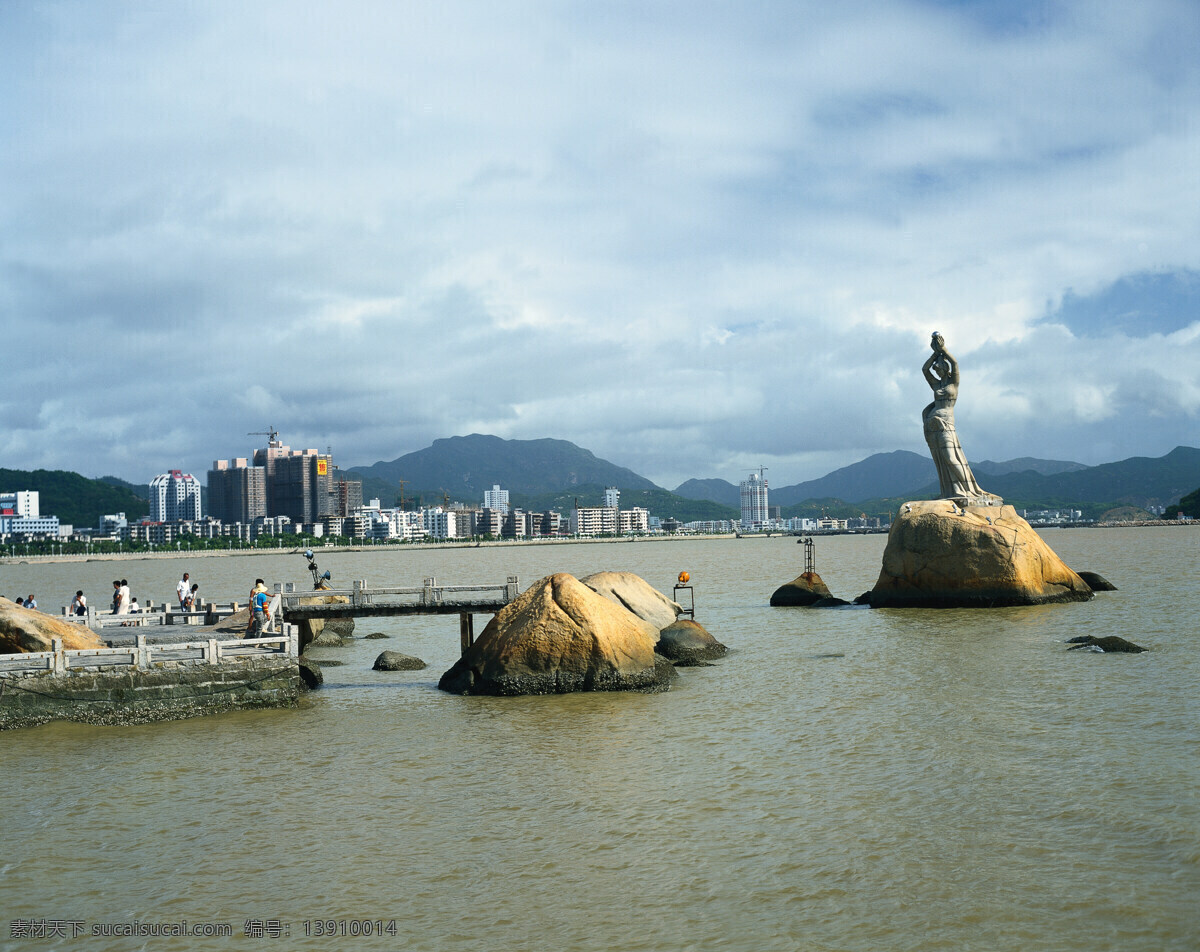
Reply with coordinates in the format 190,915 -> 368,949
921,333 -> 1000,505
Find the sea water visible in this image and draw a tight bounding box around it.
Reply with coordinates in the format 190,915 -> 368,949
1,530 -> 1197,951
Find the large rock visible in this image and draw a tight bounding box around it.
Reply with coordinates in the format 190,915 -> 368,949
870,501 -> 1093,608
0,598 -> 104,653
439,573 -> 676,696
579,571 -> 682,631
769,572 -> 833,606
656,619 -> 727,666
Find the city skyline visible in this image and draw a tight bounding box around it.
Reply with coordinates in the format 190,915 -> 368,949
3,2 -> 1199,489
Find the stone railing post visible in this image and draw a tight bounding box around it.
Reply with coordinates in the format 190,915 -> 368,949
207,639 -> 219,664
422,577 -> 435,606
506,576 -> 520,602
136,634 -> 149,669
52,637 -> 66,674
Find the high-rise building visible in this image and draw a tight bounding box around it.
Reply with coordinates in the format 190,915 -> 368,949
604,487 -> 620,509
149,470 -> 202,522
273,450 -> 334,524
208,459 -> 267,524
740,472 -> 769,528
483,484 -> 509,514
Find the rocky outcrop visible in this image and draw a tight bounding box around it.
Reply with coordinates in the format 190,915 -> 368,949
0,598 -> 103,653
292,594 -> 352,652
365,632 -> 390,640
579,571 -> 682,631
656,619 -> 727,666
373,651 -> 427,671
1078,571 -> 1118,592
769,572 -> 833,607
323,617 -> 356,638
870,501 -> 1093,608
307,631 -> 345,648
439,573 -> 676,696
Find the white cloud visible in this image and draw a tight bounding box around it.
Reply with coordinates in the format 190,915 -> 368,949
2,0 -> 1199,491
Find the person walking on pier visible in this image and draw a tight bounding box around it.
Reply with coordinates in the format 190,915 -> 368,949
247,578 -> 270,638
113,579 -> 130,615
176,572 -> 191,609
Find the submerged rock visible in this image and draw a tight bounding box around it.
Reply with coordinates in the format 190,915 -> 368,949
1067,635 -> 1145,653
1078,571 -> 1118,592
770,572 -> 833,607
810,596 -> 852,608
870,501 -> 1093,608
298,658 -> 324,688
365,632 -> 390,640
656,618 -> 727,666
579,571 -> 682,630
373,651 -> 427,671
439,573 -> 676,696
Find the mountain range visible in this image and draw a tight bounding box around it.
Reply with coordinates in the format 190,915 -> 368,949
348,435 -> 1200,520
6,436 -> 1198,529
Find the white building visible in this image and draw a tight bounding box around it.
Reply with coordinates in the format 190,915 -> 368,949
483,484 -> 510,514
150,470 -> 203,522
604,487 -> 620,509
740,472 -> 769,528
423,507 -> 458,539
618,507 -> 649,534
0,491 -> 39,519
570,506 -> 618,536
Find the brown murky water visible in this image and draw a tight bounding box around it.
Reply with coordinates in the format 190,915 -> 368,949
1,530 -> 1197,951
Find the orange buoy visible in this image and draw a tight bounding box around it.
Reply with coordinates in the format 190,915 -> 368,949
678,571 -> 690,584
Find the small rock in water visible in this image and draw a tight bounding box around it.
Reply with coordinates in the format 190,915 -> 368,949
1077,571 -> 1118,592
373,651 -> 428,671
1067,635 -> 1145,653
365,632 -> 390,639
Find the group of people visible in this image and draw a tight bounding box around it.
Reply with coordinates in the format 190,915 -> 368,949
13,571 -> 277,636
176,572 -> 200,611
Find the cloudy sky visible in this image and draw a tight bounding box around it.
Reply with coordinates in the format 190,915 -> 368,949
3,0 -> 1199,491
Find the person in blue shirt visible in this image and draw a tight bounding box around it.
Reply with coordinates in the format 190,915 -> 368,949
248,579 -> 271,638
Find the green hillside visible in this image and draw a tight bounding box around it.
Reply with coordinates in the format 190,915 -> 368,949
350,434 -> 660,496
0,469 -> 149,528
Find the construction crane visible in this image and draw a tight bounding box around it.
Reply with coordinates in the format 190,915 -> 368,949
396,479 -> 407,511
248,427 -> 279,443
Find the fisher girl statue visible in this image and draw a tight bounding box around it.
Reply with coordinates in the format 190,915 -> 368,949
921,332 -> 1002,507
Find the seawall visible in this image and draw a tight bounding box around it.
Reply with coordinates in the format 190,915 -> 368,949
0,656 -> 299,730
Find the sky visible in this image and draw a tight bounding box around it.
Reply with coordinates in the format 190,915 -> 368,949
2,0 -> 1199,492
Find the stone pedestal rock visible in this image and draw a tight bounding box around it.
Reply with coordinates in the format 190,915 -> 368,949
870,501 -> 1093,608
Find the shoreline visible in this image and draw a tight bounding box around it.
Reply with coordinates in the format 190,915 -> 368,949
3,519 -> 1194,566
0,533 -> 745,565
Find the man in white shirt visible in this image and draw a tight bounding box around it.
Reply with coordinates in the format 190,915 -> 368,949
176,572 -> 191,609
117,579 -> 131,615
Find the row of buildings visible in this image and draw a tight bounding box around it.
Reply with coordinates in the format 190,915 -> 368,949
2,446 -> 888,546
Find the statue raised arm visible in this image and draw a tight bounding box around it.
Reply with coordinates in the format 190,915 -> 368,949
920,333 -> 1001,506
